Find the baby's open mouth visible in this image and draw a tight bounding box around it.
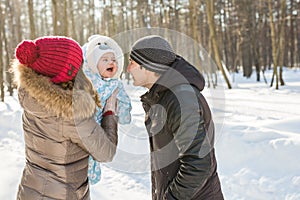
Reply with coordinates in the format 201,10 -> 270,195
107,67 -> 114,72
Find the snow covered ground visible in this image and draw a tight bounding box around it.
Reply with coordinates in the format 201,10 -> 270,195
1,68 -> 300,200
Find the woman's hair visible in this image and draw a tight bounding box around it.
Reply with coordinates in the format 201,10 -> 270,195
60,67 -> 101,108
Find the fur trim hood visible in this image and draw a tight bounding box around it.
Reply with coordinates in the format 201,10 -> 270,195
12,60 -> 97,120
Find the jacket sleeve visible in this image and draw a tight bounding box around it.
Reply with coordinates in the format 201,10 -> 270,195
71,115 -> 118,162
164,85 -> 213,200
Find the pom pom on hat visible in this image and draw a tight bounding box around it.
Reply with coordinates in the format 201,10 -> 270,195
15,40 -> 38,65
85,35 -> 124,79
15,36 -> 83,83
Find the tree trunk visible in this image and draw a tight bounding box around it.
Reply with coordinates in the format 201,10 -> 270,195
189,0 -> 201,72
289,0 -> 295,68
109,0 -> 116,36
64,0 -> 68,36
0,5 -> 4,101
278,0 -> 286,86
28,0 -> 36,39
69,0 -> 76,39
268,0 -> 279,89
52,0 -> 58,35
206,0 -> 232,89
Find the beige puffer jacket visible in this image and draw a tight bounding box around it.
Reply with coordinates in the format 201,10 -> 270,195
13,63 -> 118,200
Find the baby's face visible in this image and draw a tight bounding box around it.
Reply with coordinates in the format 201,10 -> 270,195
97,52 -> 118,78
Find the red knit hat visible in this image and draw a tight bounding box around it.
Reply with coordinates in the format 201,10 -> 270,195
15,36 -> 83,83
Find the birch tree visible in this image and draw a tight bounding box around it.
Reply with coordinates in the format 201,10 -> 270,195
206,0 -> 232,89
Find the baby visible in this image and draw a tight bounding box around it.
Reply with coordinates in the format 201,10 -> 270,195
82,35 -> 132,184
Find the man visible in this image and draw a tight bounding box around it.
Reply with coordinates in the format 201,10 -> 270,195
127,35 -> 224,200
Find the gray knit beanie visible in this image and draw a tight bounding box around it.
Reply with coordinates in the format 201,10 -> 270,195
130,35 -> 176,73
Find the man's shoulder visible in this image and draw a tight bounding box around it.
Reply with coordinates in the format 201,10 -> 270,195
170,84 -> 200,95
158,84 -> 199,107
165,84 -> 203,107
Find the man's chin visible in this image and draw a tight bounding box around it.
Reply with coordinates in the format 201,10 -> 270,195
132,82 -> 138,86
132,80 -> 141,87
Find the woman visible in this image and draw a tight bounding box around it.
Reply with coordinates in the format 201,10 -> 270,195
12,36 -> 118,200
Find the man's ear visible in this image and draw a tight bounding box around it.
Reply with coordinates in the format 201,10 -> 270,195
147,70 -> 161,77
154,72 -> 161,77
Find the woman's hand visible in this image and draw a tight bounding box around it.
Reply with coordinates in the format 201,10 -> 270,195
103,88 -> 119,114
101,88 -> 119,148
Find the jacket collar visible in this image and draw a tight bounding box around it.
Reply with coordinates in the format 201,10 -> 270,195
12,61 -> 96,120
141,56 -> 205,106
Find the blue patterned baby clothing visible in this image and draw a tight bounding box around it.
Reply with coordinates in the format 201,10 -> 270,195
82,43 -> 132,185
88,156 -> 101,185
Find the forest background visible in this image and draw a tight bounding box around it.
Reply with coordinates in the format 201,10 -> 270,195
0,0 -> 299,101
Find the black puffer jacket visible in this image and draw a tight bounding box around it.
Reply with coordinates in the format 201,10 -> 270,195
141,56 -> 224,200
